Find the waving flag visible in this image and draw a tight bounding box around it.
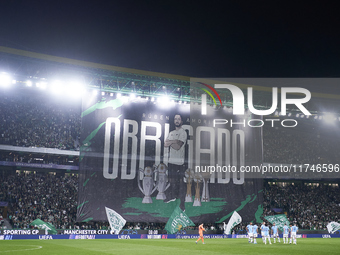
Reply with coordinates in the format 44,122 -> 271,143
105,207 -> 126,234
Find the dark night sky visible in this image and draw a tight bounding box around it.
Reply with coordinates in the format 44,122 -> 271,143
1,1 -> 340,78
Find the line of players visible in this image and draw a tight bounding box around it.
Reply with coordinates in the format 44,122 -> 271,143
246,222 -> 299,245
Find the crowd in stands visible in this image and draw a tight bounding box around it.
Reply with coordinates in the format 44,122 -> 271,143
0,212 -> 4,227
0,90 -> 340,165
0,173 -> 78,229
263,183 -> 340,230
0,90 -> 81,150
263,125 -> 340,164
0,151 -> 79,166
1,172 -> 339,232
1,90 -> 340,232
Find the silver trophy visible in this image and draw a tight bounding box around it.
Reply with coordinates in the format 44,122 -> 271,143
154,163 -> 170,200
184,169 -> 194,202
138,166 -> 157,203
200,171 -> 212,202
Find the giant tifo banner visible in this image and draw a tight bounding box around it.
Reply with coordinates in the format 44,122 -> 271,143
77,92 -> 263,224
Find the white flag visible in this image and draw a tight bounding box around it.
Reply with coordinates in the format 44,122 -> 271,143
327,221 -> 340,234
105,207 -> 126,234
224,211 -> 242,234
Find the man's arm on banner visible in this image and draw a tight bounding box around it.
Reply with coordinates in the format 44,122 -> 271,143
165,139 -> 184,150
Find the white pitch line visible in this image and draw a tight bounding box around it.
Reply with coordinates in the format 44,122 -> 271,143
0,245 -> 43,253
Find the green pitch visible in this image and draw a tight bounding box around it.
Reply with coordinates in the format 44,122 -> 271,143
0,238 -> 339,254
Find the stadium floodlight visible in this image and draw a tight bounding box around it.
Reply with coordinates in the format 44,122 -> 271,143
67,80 -> 85,97
116,93 -> 122,98
26,80 -> 32,87
101,92 -> 105,96
121,96 -> 129,103
130,93 -> 136,100
110,93 -> 113,97
50,80 -> 63,94
0,73 -> 11,87
157,95 -> 169,102
36,81 -> 47,90
157,95 -> 171,107
323,113 -> 336,124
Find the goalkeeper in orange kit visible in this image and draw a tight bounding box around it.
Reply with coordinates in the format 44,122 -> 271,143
196,224 -> 205,244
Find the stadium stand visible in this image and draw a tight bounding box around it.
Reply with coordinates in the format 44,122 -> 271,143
1,171 -> 339,232
0,90 -> 81,150
0,74 -> 339,233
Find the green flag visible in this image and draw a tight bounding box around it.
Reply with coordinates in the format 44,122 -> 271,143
165,206 -> 195,234
264,214 -> 290,231
30,219 -> 57,235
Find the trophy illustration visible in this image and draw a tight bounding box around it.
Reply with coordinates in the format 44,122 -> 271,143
154,163 -> 170,200
138,166 -> 157,203
184,169 -> 194,202
193,172 -> 203,206
200,171 -> 212,202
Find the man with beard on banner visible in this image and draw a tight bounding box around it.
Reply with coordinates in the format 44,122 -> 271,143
164,114 -> 187,209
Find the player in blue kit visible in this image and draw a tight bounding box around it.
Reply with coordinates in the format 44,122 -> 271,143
283,223 -> 289,244
271,223 -> 280,243
289,224 -> 293,244
263,223 -> 272,245
260,222 -> 265,243
246,222 -> 253,243
252,224 -> 258,244
291,223 -> 298,245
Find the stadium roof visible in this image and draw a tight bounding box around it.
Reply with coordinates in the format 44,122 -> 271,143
0,45 -> 339,114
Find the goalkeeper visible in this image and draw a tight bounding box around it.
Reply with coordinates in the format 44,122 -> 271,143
196,224 -> 206,244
